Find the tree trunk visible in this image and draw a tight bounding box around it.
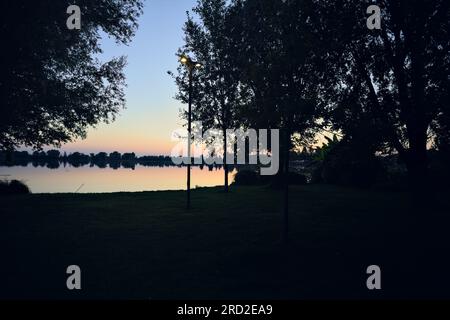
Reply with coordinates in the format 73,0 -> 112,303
406,156 -> 428,207
282,128 -> 290,243
405,131 -> 429,210
187,69 -> 193,210
223,126 -> 229,193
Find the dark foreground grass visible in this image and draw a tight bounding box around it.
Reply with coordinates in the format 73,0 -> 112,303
1,184 -> 450,299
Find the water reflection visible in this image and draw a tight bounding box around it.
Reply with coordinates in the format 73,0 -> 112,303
0,165 -> 235,194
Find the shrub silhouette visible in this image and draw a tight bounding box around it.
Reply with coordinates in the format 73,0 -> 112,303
0,180 -> 31,195
321,140 -> 381,188
234,170 -> 308,187
233,170 -> 260,186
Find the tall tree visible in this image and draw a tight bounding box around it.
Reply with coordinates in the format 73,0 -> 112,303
228,0 -> 319,241
171,0 -> 242,192
306,0 -> 449,200
0,0 -> 143,150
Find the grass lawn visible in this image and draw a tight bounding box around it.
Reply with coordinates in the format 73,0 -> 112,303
1,184 -> 450,299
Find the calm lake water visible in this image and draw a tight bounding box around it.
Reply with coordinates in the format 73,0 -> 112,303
0,165 -> 235,194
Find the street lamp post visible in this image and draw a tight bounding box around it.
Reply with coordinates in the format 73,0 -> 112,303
180,54 -> 202,210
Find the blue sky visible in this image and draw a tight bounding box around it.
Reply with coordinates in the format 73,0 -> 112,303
64,0 -> 198,155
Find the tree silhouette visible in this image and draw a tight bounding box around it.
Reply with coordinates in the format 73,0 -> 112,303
171,0 -> 242,193
0,0 -> 143,150
228,0 -> 320,241
306,0 -> 449,201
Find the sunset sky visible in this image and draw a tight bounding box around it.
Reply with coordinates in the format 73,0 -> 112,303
62,0 -> 197,156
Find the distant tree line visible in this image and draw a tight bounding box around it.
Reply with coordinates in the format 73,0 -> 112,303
0,149 -> 311,172
0,150 -> 186,170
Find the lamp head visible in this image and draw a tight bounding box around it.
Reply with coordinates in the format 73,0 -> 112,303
180,55 -> 189,65
179,54 -> 203,70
